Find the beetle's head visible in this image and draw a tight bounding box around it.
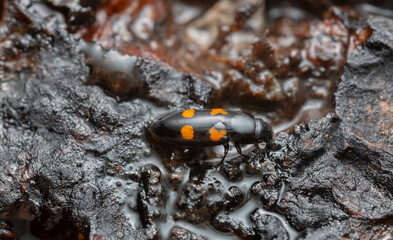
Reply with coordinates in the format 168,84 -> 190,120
255,118 -> 274,143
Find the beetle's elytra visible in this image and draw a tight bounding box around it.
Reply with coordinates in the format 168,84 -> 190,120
148,109 -> 273,161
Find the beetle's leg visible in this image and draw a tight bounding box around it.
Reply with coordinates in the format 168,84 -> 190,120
220,142 -> 229,164
235,143 -> 248,157
235,143 -> 242,155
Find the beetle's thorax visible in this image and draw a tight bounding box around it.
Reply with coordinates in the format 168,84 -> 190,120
254,118 -> 274,142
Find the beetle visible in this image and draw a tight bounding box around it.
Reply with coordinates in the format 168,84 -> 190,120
148,109 -> 273,162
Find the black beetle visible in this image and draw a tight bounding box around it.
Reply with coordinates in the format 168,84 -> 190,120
148,109 -> 273,162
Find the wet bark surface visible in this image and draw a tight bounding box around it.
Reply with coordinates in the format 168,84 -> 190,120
0,0 -> 392,239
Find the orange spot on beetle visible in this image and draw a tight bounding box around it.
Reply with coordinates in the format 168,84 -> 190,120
181,125 -> 194,139
182,109 -> 195,118
78,233 -> 85,240
209,128 -> 227,141
211,108 -> 228,115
